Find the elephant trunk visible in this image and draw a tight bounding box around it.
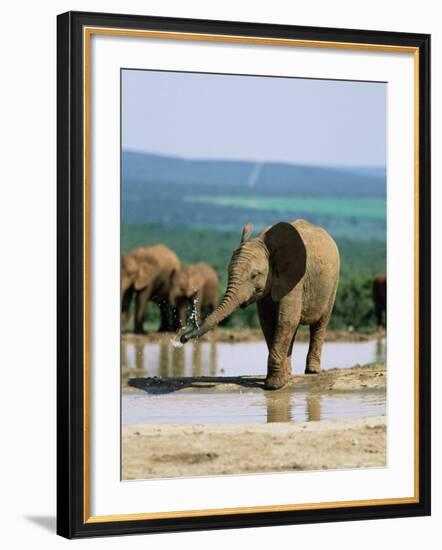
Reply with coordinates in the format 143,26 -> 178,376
180,289 -> 241,343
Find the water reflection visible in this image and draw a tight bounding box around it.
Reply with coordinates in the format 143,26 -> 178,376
263,389 -> 324,423
123,340 -> 218,378
122,387 -> 384,425
122,338 -> 386,378
265,390 -> 293,423
306,394 -> 321,422
376,337 -> 386,362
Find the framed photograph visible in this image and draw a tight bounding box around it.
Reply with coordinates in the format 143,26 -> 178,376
57,11 -> 431,538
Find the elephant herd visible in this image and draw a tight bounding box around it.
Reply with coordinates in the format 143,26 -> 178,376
121,244 -> 219,334
122,219 -> 386,390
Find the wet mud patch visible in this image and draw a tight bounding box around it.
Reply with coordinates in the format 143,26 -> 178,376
124,364 -> 386,395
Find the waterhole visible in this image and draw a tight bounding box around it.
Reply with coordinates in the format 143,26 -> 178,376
122,338 -> 386,425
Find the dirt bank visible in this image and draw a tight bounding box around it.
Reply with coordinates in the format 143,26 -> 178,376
123,363 -> 386,394
122,415 -> 386,480
123,328 -> 385,345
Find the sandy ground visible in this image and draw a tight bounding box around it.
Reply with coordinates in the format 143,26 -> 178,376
123,416 -> 386,480
122,364 -> 386,480
123,328 -> 385,345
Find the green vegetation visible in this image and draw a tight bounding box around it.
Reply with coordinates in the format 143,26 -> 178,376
185,196 -> 386,220
122,223 -> 385,332
332,275 -> 379,331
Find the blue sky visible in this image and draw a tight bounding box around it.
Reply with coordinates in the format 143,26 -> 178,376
122,69 -> 386,168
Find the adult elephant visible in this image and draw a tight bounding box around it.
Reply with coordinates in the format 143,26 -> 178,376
169,263 -> 219,330
121,244 -> 181,333
372,272 -> 387,329
181,220 -> 340,390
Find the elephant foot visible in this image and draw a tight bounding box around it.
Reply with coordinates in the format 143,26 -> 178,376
264,372 -> 289,390
305,363 -> 321,375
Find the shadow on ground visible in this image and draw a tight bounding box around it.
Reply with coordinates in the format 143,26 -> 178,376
128,376 -> 266,394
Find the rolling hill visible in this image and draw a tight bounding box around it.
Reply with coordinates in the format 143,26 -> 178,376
122,150 -> 386,240
122,150 -> 386,197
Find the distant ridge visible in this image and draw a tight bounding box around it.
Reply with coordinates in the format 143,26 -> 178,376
122,150 -> 386,198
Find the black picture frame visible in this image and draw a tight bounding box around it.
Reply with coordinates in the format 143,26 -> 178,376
57,10 -> 431,539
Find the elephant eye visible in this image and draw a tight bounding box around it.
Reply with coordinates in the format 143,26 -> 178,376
251,271 -> 259,280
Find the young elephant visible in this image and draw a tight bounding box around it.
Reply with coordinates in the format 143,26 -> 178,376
181,220 -> 340,390
121,244 -> 180,333
170,263 -> 219,329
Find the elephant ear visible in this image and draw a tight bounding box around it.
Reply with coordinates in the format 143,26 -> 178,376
264,222 -> 307,302
240,223 -> 254,244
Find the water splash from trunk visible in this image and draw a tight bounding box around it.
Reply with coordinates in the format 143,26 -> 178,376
171,293 -> 200,348
181,292 -> 241,343
170,326 -> 184,349
188,296 -> 200,330
170,335 -> 184,349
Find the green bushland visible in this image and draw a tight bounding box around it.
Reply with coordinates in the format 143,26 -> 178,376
122,224 -> 385,332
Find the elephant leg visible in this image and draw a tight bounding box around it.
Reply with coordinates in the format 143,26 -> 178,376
257,296 -> 277,352
266,323 -> 299,390
158,299 -> 171,332
306,285 -> 337,374
259,296 -> 300,390
305,315 -> 329,374
284,327 -> 299,379
134,288 -> 150,334
121,287 -> 134,333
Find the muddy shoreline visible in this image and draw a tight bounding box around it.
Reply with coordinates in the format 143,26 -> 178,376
123,363 -> 386,394
123,328 -> 385,345
122,364 -> 386,479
